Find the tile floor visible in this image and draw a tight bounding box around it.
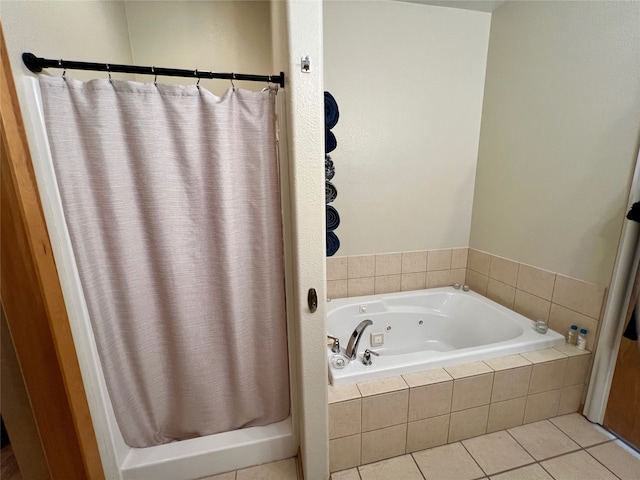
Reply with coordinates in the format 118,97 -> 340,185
331,413 -> 640,480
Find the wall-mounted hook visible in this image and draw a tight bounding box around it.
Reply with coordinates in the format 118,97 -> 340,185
301,55 -> 311,73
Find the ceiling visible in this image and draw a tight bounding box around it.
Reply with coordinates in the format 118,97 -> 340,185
395,0 -> 507,13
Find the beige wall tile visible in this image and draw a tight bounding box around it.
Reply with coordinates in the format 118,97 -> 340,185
484,354 -> 531,371
451,373 -> 493,411
348,255 -> 375,279
329,434 -> 361,473
358,455 -> 424,480
487,397 -> 526,433
451,248 -> 469,269
402,251 -> 428,273
521,348 -> 567,364
329,384 -> 361,404
587,440 -> 640,480
564,354 -> 591,387
468,249 -> 491,275
445,361 -> 493,379
401,272 -> 426,291
557,385 -> 584,415
329,399 -> 362,440
450,268 -> 466,285
489,256 -> 519,286
348,277 -> 375,297
328,280 -> 348,299
508,420 -> 580,461
236,458 -> 297,480
492,366 -> 532,403
408,381 -> 453,421
428,249 -> 452,271
517,264 -> 556,301
552,275 -> 606,320
487,279 -> 516,309
361,424 -> 407,465
374,274 -> 401,294
375,253 -> 402,276
362,390 -> 409,432
513,289 -> 551,322
403,368 -> 452,387
448,405 -> 489,442
357,376 -> 408,397
466,269 -> 488,295
413,442 -> 485,480
554,344 -> 591,357
548,304 -> 598,350
529,359 -> 568,394
523,389 -> 561,424
426,270 -> 451,288
406,415 -> 450,453
328,257 -> 348,281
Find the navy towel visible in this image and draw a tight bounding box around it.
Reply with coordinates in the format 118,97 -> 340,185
325,155 -> 335,180
327,231 -> 340,257
326,181 -> 338,203
325,129 -> 337,154
325,92 -> 340,130
326,205 -> 340,231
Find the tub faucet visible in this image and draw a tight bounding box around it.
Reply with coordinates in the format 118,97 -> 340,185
345,319 -> 373,360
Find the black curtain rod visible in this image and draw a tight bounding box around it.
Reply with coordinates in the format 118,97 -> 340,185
22,52 -> 285,88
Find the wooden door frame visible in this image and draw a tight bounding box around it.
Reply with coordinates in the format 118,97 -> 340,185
0,23 -> 104,479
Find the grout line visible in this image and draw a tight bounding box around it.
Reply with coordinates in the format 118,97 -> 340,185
408,452 -> 427,480
459,439 -> 490,478
583,447 -> 624,479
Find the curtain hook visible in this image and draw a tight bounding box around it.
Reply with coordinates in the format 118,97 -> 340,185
231,73 -> 236,90
59,59 -> 67,80
152,66 -> 157,86
195,69 -> 201,88
106,63 -> 112,83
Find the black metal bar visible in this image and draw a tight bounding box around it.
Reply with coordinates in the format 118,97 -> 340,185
22,52 -> 285,88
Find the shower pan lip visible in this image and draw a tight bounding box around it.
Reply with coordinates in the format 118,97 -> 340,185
22,76 -> 296,480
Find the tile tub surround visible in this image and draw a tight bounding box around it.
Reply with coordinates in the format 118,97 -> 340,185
328,346 -> 592,472
330,414 -> 640,480
327,248 -> 606,352
465,249 -> 607,352
326,248 -> 468,300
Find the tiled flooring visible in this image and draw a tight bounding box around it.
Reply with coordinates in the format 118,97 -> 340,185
331,414 -> 640,480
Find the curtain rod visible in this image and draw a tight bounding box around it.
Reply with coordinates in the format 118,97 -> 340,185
22,53 -> 285,88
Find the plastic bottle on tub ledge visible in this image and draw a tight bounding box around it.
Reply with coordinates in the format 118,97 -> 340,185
566,324 -> 578,344
577,328 -> 588,350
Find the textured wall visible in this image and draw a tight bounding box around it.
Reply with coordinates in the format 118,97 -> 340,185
470,0 -> 640,286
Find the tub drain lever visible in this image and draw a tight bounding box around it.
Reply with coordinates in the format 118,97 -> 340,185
362,348 -> 380,366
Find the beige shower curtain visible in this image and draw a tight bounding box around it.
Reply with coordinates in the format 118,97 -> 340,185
38,75 -> 289,448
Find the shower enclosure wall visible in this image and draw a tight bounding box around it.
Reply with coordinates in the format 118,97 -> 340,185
21,76 -> 296,480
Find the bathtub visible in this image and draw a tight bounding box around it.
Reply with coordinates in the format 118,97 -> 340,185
327,287 -> 565,386
23,77 -> 295,480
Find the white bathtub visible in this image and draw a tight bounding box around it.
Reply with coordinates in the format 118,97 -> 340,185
327,287 -> 565,386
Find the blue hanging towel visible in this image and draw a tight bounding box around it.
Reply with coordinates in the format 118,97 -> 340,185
325,155 -> 335,180
325,91 -> 340,130
325,129 -> 337,153
326,181 -> 338,203
327,231 -> 340,257
326,205 -> 340,231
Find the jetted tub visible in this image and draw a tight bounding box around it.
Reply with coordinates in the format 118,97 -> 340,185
327,287 -> 565,386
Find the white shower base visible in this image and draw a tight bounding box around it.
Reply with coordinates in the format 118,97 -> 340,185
121,418 -> 293,480
21,77 -> 295,479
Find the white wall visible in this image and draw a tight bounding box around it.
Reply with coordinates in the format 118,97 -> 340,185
469,0 -> 640,286
125,1 -> 272,95
323,0 -> 491,256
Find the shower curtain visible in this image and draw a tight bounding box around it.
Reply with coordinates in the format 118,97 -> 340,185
38,75 -> 290,448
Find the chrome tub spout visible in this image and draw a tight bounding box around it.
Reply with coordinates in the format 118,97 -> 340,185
345,319 -> 373,359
